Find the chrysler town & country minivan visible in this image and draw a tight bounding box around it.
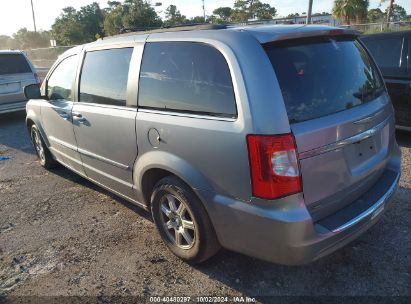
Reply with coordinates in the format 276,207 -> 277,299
24,24 -> 401,265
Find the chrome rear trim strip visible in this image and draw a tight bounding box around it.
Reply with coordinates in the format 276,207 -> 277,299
299,115 -> 392,159
138,108 -> 237,122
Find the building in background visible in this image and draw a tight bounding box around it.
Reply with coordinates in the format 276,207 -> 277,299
245,14 -> 341,26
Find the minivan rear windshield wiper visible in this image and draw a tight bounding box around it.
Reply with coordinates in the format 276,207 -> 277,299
353,87 -> 384,102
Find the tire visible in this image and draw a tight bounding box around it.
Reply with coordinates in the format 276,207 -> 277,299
151,176 -> 220,263
30,124 -> 57,169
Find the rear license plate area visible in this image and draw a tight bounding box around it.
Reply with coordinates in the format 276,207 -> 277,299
345,136 -> 379,168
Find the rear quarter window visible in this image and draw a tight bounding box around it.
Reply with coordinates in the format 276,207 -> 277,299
138,42 -> 237,118
0,54 -> 32,75
265,37 -> 384,123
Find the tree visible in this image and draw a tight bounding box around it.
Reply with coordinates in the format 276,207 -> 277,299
190,16 -> 207,23
213,7 -> 233,22
332,0 -> 369,24
52,3 -> 104,45
0,29 -> 51,50
164,5 -> 187,26
367,8 -> 384,22
103,0 -> 162,36
78,2 -> 104,40
253,1 -> 277,20
380,0 -> 394,23
12,28 -> 51,49
122,0 -> 162,30
386,4 -> 407,21
0,35 -> 19,49
0,35 -> 11,49
231,0 -> 276,23
312,12 -> 330,16
103,2 -> 124,35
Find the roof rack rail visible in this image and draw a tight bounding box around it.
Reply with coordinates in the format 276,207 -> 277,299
117,23 -> 227,36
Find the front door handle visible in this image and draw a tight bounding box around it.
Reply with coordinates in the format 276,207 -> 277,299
58,112 -> 70,120
72,112 -> 86,123
72,112 -> 82,118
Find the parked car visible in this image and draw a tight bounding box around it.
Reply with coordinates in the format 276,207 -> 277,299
24,25 -> 401,265
361,31 -> 411,131
0,50 -> 40,114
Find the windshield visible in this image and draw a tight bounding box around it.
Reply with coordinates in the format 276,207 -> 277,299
265,37 -> 384,124
0,54 -> 32,75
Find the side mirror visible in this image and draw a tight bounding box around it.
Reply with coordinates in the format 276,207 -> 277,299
24,84 -> 42,99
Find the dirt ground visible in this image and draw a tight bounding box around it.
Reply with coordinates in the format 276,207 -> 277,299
0,112 -> 410,302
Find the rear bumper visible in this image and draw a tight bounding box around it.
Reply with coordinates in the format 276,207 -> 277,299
199,146 -> 401,265
0,101 -> 27,114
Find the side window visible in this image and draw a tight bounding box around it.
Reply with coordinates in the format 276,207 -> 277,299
138,42 -> 237,117
362,36 -> 403,69
79,48 -> 133,107
47,55 -> 78,101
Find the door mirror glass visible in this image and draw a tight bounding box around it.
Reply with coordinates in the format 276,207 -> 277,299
24,84 -> 41,99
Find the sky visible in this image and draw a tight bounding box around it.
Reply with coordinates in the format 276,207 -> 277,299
1,0 -> 410,36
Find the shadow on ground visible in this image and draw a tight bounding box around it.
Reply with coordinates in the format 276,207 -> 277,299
396,130 -> 411,148
48,165 -> 152,222
0,111 -> 34,155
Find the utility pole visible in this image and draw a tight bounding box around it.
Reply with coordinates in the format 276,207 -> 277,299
202,0 -> 206,22
386,0 -> 394,23
306,0 -> 313,24
30,0 -> 37,32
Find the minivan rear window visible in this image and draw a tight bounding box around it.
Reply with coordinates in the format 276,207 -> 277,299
265,37 -> 384,123
0,54 -> 31,75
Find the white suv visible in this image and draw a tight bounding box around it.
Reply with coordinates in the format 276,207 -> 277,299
0,50 -> 40,114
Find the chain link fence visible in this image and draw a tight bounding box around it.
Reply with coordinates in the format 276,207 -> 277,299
339,21 -> 411,34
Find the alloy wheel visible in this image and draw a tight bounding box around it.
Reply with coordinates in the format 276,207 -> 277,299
159,193 -> 196,249
31,128 -> 45,162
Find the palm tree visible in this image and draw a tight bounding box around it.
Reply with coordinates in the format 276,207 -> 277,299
380,0 -> 394,23
332,0 -> 369,25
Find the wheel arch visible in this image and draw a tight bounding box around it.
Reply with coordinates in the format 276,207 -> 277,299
134,151 -> 214,209
26,109 -> 51,147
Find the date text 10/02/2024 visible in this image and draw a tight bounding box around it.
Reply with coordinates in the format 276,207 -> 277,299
149,296 -> 257,303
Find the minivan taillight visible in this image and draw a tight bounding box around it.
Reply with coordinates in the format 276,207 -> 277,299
246,134 -> 302,200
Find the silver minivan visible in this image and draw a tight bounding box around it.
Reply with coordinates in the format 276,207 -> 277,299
25,25 -> 401,265
0,50 -> 40,114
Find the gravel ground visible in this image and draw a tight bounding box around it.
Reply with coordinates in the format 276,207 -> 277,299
0,111 -> 410,301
